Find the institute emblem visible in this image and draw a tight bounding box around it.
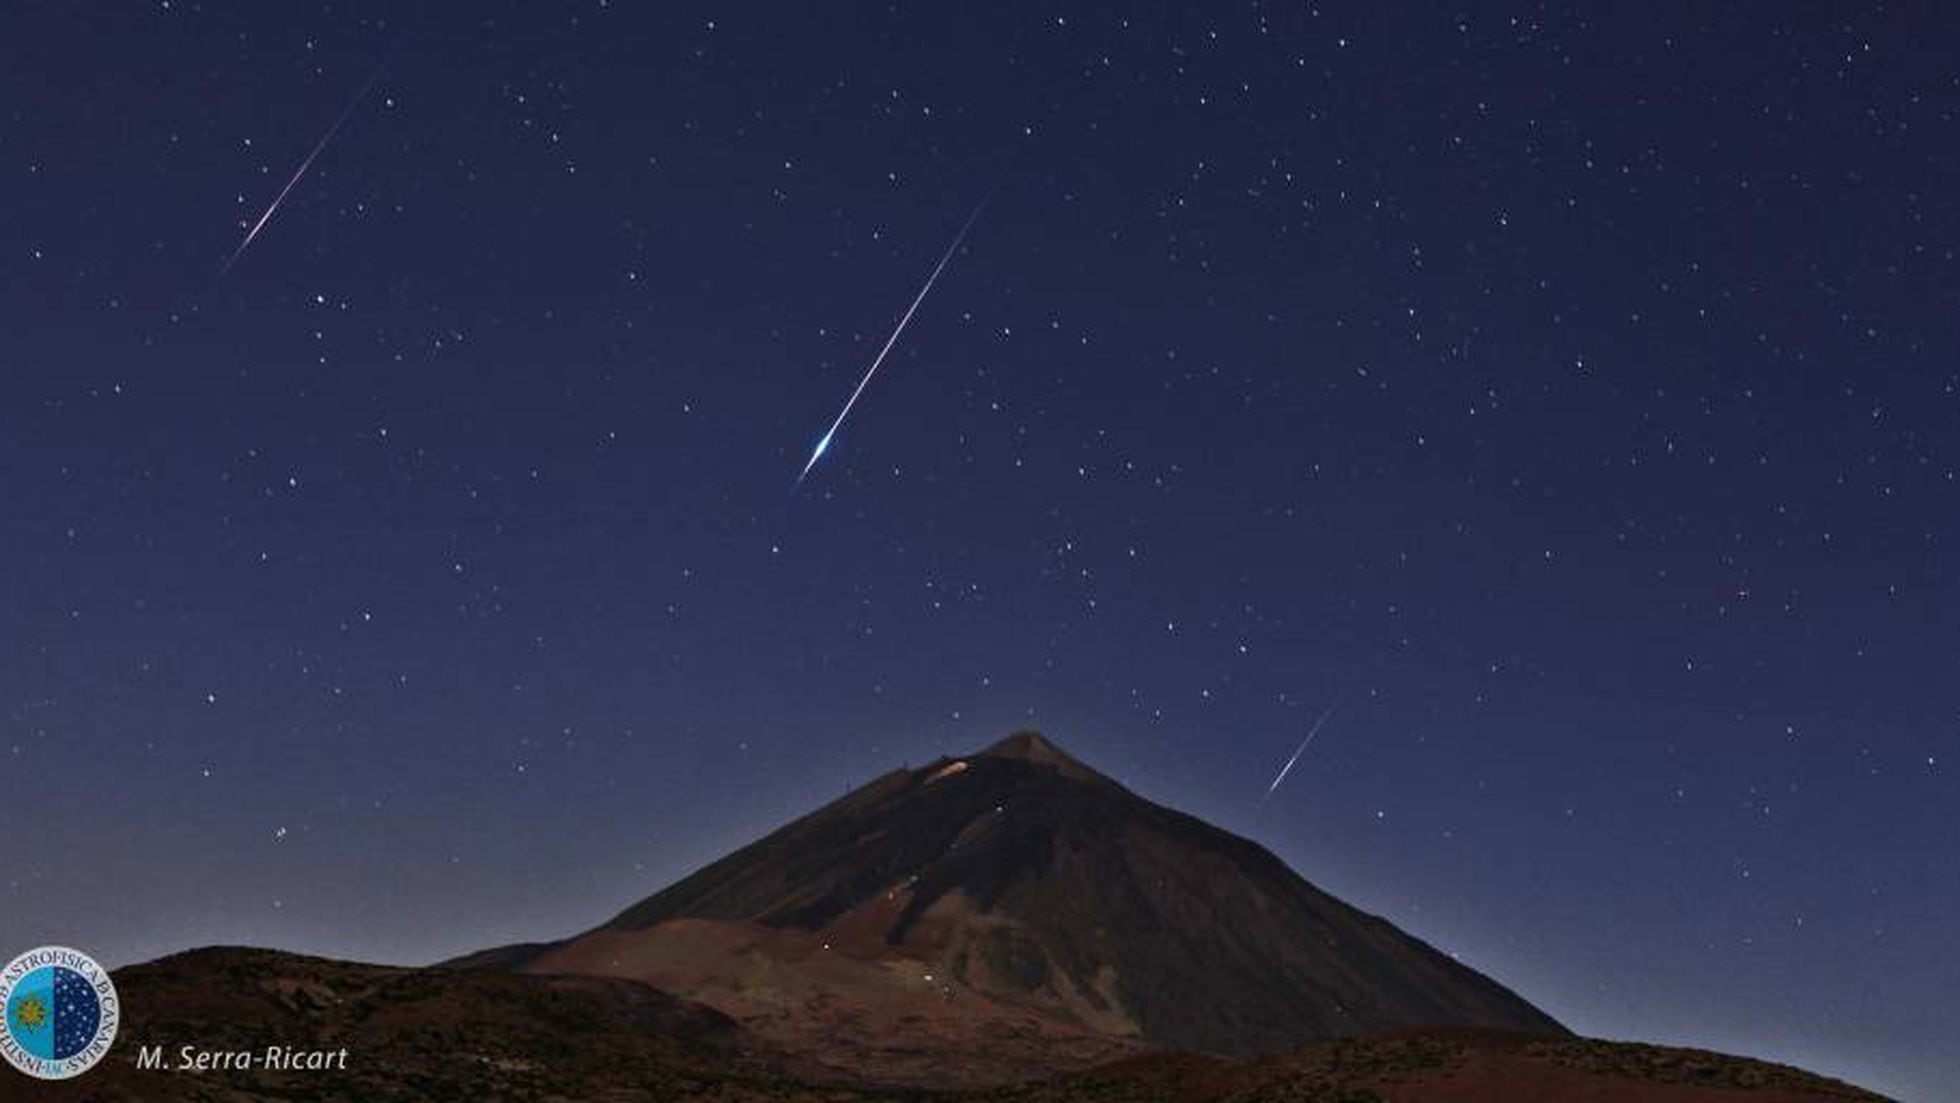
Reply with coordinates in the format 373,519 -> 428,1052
1,946 -> 119,1080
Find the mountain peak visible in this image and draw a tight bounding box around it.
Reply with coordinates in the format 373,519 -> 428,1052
472,726 -> 1563,1077
974,729 -> 1108,783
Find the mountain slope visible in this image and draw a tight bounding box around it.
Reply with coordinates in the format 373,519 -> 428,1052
459,732 -> 1562,1083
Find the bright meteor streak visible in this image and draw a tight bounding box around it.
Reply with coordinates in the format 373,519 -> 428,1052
1258,696 -> 1342,809
795,193 -> 991,486
221,56 -> 393,276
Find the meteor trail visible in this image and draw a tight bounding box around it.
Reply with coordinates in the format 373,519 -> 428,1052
794,193 -> 991,487
221,55 -> 393,276
1258,696 -> 1343,809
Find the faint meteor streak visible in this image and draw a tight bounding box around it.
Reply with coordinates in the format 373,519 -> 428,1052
221,56 -> 393,275
794,193 -> 991,486
1259,696 -> 1343,809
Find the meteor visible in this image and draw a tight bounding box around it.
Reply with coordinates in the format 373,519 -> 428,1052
794,193 -> 991,486
221,55 -> 393,275
1258,696 -> 1342,809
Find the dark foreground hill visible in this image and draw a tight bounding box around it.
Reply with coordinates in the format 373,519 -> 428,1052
13,946 -> 1890,1103
455,732 -> 1560,1084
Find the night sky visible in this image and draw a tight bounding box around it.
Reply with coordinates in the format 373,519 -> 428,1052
4,3 -> 1956,1099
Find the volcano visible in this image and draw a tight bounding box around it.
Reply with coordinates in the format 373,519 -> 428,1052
56,731 -> 1891,1102
455,731 -> 1563,1085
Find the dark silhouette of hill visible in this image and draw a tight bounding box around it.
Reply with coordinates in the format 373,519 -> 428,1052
16,947 -> 1891,1102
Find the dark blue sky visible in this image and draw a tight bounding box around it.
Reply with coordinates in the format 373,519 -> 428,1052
4,3 -> 1955,1099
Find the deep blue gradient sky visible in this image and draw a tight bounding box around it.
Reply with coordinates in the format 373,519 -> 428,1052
4,3 -> 1956,1099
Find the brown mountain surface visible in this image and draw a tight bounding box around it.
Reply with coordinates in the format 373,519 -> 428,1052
455,731 -> 1562,1085
995,1030 -> 1893,1103
12,948 -> 1890,1103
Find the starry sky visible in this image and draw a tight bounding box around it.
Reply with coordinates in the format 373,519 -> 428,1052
3,3 -> 1955,1099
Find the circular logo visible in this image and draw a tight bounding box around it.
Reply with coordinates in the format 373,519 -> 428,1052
1,946 -> 119,1080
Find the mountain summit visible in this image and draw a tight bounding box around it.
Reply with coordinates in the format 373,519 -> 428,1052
973,729 -> 1112,783
457,732 -> 1562,1085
